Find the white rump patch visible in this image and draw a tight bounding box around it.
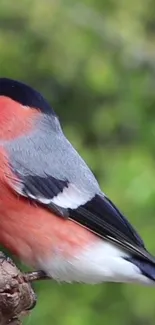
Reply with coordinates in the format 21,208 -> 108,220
37,241 -> 153,285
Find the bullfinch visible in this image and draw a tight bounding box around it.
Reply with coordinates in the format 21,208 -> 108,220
0,77 -> 154,286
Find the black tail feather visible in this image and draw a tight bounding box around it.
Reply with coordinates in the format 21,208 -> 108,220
126,257 -> 155,281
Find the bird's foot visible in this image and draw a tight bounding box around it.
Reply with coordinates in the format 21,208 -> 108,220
23,270 -> 50,283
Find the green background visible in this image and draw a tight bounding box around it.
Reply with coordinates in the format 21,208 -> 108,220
1,1 -> 155,324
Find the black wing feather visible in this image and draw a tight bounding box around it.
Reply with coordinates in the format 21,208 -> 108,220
70,194 -> 143,245
23,175 -> 69,198
16,173 -> 69,218
69,194 -> 155,263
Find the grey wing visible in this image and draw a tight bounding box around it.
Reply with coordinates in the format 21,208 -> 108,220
6,128 -> 100,216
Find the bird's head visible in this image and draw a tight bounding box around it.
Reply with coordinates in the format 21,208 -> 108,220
0,78 -> 58,139
0,78 -> 55,114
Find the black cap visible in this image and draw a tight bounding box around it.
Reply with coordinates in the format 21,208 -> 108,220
0,78 -> 55,115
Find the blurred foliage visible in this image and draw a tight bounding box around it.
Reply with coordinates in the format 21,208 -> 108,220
0,0 -> 155,324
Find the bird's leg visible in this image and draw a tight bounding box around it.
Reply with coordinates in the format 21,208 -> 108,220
22,271 -> 50,312
23,270 -> 50,283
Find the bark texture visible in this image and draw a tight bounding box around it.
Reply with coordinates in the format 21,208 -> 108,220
0,253 -> 36,325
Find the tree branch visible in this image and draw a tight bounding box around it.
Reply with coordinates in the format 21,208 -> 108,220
0,253 -> 36,325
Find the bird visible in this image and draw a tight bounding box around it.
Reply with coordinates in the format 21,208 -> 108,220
0,77 -> 154,286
